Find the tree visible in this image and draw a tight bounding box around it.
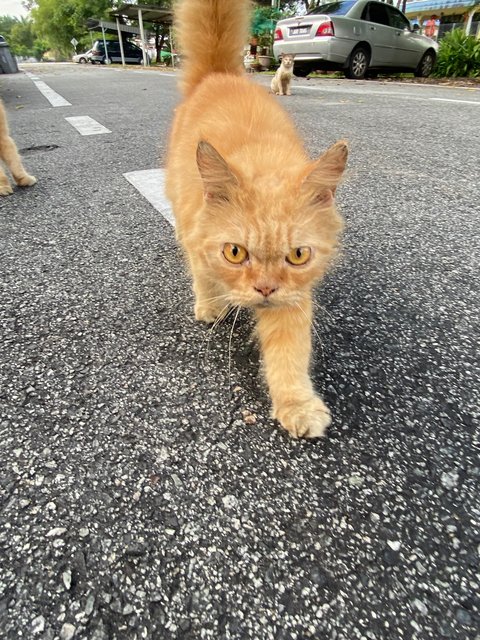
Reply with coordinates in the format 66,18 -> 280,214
0,15 -> 47,59
10,18 -> 36,56
31,0 -> 113,57
257,1 -> 317,12
0,16 -> 19,38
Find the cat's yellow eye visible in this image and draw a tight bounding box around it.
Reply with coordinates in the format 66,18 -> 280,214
286,247 -> 312,266
223,243 -> 248,265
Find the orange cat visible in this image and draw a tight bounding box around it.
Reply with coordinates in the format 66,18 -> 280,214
0,99 -> 37,196
166,0 -> 348,438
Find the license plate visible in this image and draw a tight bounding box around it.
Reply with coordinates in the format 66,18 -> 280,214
290,26 -> 310,36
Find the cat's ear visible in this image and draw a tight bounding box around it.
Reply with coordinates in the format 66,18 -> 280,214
302,140 -> 348,206
196,140 -> 238,201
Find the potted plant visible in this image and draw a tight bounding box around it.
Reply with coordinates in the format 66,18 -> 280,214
250,6 -> 281,70
257,34 -> 274,69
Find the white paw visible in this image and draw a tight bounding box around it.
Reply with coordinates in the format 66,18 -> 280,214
274,395 -> 332,439
16,174 -> 37,187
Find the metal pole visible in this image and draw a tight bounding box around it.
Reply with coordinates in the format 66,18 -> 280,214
138,8 -> 148,66
169,26 -> 175,69
116,17 -> 126,67
465,9 -> 475,36
101,25 -> 109,64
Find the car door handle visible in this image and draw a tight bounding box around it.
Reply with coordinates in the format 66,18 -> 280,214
370,26 -> 376,30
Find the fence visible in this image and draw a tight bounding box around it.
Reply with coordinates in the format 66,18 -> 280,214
438,21 -> 480,39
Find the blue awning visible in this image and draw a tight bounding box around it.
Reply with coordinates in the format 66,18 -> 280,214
405,0 -> 472,12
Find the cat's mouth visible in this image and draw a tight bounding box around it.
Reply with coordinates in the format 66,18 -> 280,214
257,298 -> 274,308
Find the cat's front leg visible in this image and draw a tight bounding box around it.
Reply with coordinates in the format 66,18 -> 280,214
189,256 -> 227,324
0,168 -> 13,196
255,298 -> 331,439
1,136 -> 37,188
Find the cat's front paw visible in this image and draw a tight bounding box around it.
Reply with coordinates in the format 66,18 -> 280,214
274,395 -> 331,439
0,182 -> 13,196
16,174 -> 37,187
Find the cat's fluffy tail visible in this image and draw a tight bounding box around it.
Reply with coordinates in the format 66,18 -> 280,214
175,0 -> 250,97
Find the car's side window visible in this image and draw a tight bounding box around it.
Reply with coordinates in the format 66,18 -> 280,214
386,6 -> 410,30
362,2 -> 390,26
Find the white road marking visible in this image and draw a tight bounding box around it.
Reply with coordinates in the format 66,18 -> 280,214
317,101 -> 351,106
24,72 -> 71,107
429,97 -> 480,106
295,84 -> 413,98
124,168 -> 175,226
294,83 -> 480,106
65,116 -> 111,136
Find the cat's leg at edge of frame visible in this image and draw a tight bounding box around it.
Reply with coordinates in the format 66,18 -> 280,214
255,296 -> 331,439
0,163 -> 13,196
0,135 -> 37,188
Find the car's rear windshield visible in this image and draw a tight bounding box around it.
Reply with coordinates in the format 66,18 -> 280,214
307,0 -> 356,15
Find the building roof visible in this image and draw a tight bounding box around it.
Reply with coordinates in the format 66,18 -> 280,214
110,3 -> 174,25
405,0 -> 478,16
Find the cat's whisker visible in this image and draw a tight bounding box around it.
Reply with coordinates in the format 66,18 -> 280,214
307,301 -> 328,332
311,297 -> 334,323
227,305 -> 241,394
197,302 -> 232,369
201,293 -> 230,302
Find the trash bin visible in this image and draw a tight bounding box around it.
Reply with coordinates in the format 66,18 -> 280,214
0,35 -> 19,74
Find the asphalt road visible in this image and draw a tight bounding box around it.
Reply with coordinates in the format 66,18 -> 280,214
1,63 -> 479,640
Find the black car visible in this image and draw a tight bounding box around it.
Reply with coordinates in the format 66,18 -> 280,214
90,40 -> 144,65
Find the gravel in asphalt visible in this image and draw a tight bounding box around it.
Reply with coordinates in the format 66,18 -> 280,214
0,65 -> 479,640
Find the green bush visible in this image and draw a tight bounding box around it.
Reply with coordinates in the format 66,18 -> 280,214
433,29 -> 480,78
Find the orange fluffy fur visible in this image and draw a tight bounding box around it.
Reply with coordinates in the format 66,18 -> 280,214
0,99 -> 36,196
166,0 -> 348,438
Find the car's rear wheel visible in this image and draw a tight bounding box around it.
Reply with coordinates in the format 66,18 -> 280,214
345,46 -> 369,80
414,51 -> 435,78
79,57 -> 87,64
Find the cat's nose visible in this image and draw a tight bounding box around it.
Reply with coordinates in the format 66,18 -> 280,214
254,285 -> 278,298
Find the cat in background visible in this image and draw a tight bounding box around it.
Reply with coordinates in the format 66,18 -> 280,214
166,0 -> 348,439
271,53 -> 295,96
0,99 -> 37,196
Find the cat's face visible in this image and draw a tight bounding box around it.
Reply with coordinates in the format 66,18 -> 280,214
280,54 -> 295,69
195,141 -> 347,309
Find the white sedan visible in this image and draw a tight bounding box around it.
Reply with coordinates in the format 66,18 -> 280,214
72,49 -> 92,64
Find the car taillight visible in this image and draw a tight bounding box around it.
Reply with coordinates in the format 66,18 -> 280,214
92,49 -> 101,55
315,21 -> 334,37
274,28 -> 283,41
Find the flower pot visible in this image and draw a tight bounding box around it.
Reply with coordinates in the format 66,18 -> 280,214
257,55 -> 273,71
